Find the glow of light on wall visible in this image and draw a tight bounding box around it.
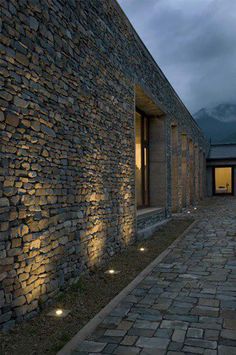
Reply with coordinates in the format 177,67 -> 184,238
82,177 -> 106,269
115,160 -> 135,249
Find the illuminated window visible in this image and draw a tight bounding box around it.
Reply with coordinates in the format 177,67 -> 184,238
214,167 -> 233,194
135,111 -> 149,208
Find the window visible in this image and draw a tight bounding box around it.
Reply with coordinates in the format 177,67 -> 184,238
135,111 -> 149,208
214,167 -> 233,194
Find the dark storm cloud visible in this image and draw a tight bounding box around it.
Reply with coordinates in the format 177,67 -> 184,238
117,0 -> 236,113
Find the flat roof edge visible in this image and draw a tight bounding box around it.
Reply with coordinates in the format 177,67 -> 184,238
110,0 -> 205,137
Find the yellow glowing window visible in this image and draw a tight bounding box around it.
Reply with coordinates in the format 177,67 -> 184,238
214,167 -> 232,194
135,111 -> 149,208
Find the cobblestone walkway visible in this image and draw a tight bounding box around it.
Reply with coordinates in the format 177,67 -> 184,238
73,198 -> 236,355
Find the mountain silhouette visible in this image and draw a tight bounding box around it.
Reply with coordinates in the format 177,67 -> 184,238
194,103 -> 236,143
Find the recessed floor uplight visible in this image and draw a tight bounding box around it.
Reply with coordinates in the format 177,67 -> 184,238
56,309 -> 63,316
47,308 -> 70,318
139,247 -> 145,252
194,207 -> 197,210
187,211 -> 191,214
105,269 -> 120,275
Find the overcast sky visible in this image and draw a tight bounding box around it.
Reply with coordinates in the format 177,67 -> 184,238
117,0 -> 236,114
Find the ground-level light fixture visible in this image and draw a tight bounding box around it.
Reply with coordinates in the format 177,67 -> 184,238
194,207 -> 197,210
105,269 -> 120,275
139,247 -> 145,252
187,211 -> 191,214
47,308 -> 70,318
56,309 -> 63,316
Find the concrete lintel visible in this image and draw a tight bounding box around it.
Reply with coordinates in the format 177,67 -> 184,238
135,84 -> 166,117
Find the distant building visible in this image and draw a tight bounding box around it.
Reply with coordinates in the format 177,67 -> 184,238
207,143 -> 236,196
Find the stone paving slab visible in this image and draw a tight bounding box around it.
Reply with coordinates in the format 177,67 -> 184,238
60,197 -> 236,354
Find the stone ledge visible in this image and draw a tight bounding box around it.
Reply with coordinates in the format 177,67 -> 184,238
137,207 -> 166,236
136,218 -> 170,241
137,207 -> 164,217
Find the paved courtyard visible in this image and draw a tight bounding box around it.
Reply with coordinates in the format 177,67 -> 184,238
72,197 -> 236,355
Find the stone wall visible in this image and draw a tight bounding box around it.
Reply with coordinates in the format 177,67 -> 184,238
0,0 -> 209,329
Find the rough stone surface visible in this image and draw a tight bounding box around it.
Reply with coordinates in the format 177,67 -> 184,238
0,0 -> 208,327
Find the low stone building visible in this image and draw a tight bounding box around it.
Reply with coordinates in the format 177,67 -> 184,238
0,0 -> 209,328
207,143 -> 236,196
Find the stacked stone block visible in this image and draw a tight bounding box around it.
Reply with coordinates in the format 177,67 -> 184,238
0,0 -> 208,328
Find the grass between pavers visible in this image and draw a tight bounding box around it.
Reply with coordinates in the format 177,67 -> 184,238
0,218 -> 193,355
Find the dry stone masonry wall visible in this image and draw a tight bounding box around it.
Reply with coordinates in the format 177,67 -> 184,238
0,0 -> 209,329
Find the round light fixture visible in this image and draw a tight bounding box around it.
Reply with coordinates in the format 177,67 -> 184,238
105,269 -> 120,275
55,309 -> 63,316
139,247 -> 145,252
